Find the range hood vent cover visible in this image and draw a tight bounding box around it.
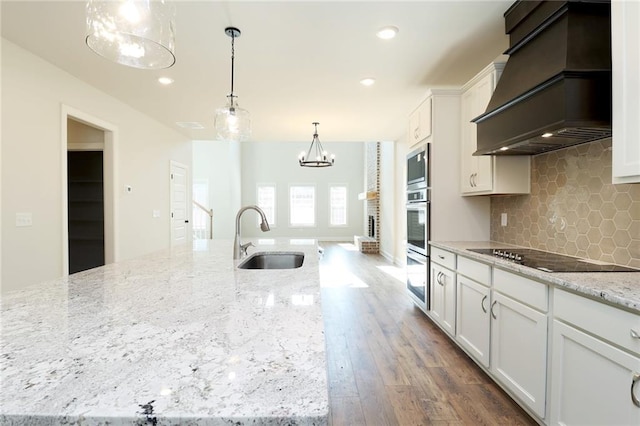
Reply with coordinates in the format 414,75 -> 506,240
473,0 -> 612,156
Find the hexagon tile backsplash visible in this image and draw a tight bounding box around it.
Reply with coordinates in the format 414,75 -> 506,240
491,139 -> 640,269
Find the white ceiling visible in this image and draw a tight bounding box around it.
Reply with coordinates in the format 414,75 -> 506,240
1,1 -> 511,143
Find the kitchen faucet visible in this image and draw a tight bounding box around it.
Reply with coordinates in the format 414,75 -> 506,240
233,205 -> 270,259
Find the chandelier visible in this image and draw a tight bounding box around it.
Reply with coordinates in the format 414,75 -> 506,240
85,0 -> 176,69
298,122 -> 335,168
214,27 -> 251,142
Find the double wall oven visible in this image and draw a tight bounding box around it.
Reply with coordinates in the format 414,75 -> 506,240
406,145 -> 430,312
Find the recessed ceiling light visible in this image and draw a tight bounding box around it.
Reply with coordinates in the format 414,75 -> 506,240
158,77 -> 174,85
176,121 -> 204,129
499,146 -> 509,151
376,26 -> 399,40
542,132 -> 553,138
360,78 -> 376,86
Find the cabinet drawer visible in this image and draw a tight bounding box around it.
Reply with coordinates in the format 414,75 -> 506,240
431,247 -> 455,270
457,256 -> 490,285
493,268 -> 548,312
555,288 -> 640,355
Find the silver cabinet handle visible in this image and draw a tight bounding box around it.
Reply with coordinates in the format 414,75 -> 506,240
632,373 -> 640,408
437,272 -> 445,286
472,173 -> 477,187
631,329 -> 640,339
490,300 -> 497,319
438,255 -> 445,260
481,295 -> 488,313
469,174 -> 474,187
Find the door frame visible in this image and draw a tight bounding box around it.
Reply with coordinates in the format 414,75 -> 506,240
61,105 -> 118,275
170,160 -> 191,246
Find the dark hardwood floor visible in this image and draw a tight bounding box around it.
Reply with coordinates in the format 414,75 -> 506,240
318,242 -> 537,426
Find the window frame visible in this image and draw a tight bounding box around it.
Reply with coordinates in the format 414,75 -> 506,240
328,184 -> 348,227
288,184 -> 316,228
256,183 -> 277,228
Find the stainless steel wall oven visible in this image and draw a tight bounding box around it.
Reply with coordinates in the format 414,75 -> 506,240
406,144 -> 430,312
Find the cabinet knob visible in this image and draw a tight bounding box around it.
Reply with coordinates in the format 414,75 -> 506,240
632,373 -> 640,408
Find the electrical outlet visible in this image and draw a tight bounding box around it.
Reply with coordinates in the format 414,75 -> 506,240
16,212 -> 33,227
501,213 -> 508,227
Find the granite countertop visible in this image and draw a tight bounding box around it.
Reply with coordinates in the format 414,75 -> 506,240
430,241 -> 640,314
0,239 -> 328,425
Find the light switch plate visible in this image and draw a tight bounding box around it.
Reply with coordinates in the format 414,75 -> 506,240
16,212 -> 33,227
501,213 -> 508,227
153,210 -> 160,218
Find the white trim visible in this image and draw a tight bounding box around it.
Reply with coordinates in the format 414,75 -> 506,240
61,104 -> 119,275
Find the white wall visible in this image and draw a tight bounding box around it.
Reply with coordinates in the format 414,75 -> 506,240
192,140 -> 241,239
240,141 -> 364,240
1,39 -> 192,293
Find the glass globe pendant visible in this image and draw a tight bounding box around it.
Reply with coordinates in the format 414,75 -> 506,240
85,0 -> 176,69
214,27 -> 251,142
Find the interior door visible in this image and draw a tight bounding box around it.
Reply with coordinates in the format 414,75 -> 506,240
170,161 -> 189,246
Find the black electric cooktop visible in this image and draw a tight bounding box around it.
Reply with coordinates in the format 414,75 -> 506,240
467,248 -> 639,273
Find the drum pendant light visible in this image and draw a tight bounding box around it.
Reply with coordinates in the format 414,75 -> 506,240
85,0 -> 176,69
214,27 -> 251,142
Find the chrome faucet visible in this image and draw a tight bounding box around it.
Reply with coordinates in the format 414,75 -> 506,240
233,205 -> 270,259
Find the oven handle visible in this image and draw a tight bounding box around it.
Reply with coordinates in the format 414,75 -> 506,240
407,250 -> 427,264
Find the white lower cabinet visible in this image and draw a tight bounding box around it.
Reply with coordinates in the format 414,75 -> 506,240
550,321 -> 640,425
456,273 -> 491,368
490,291 -> 548,418
550,288 -> 640,425
429,261 -> 456,336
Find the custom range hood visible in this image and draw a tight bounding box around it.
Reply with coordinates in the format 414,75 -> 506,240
473,0 -> 611,156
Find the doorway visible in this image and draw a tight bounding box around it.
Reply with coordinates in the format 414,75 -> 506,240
170,161 -> 190,246
67,150 -> 104,273
62,106 -> 117,275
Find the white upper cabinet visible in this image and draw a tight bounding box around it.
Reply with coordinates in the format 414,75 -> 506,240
408,97 -> 432,148
612,0 -> 640,184
460,61 -> 531,196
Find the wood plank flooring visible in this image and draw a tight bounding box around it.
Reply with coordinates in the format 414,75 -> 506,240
319,242 -> 537,426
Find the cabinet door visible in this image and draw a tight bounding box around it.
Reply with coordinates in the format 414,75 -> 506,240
550,320 -> 640,425
456,276 -> 490,368
612,0 -> 640,183
490,292 -> 548,418
460,88 -> 477,193
409,107 -> 421,147
471,74 -> 494,192
419,97 -> 432,141
460,73 -> 494,194
430,263 -> 456,336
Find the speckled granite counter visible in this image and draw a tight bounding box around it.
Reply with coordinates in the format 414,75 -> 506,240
431,241 -> 640,314
0,239 -> 328,425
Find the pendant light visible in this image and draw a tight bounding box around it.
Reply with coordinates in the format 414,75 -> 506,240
298,122 -> 335,168
85,0 -> 176,69
214,27 -> 251,142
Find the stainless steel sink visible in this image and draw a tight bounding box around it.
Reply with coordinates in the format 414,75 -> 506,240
237,251 -> 305,270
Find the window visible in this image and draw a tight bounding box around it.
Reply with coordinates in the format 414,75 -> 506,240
329,185 -> 348,226
257,184 -> 276,226
289,185 -> 315,227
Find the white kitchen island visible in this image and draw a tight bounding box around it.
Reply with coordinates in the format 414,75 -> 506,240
0,239 -> 328,425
